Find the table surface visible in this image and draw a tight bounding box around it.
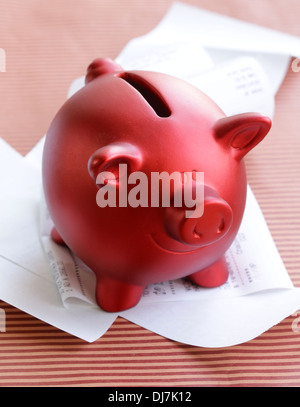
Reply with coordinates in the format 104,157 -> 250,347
0,0 -> 300,387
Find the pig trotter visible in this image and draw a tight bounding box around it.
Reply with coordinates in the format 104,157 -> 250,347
188,256 -> 229,288
96,276 -> 145,312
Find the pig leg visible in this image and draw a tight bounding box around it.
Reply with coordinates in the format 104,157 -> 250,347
50,226 -> 66,246
188,256 -> 228,288
96,276 -> 145,312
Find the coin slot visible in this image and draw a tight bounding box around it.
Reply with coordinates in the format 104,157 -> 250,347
117,72 -> 171,118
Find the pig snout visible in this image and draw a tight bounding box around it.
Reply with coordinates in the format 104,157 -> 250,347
164,186 -> 233,247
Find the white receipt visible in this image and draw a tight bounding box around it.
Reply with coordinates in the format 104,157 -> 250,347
188,56 -> 274,117
116,39 -> 215,80
40,192 -> 97,308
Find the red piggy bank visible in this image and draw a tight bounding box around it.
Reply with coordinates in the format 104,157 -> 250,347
42,58 -> 271,312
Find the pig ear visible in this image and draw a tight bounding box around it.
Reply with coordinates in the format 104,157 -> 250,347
85,58 -> 123,84
88,142 -> 142,188
214,113 -> 272,159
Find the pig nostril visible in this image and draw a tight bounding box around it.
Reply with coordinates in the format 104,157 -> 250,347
217,218 -> 225,234
193,229 -> 202,240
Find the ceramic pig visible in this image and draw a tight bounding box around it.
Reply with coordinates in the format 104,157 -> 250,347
42,58 -> 271,312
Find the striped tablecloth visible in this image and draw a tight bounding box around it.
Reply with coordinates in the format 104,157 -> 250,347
0,0 -> 300,387
0,301 -> 299,386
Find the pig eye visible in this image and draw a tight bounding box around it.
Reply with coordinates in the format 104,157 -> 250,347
117,72 -> 171,118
